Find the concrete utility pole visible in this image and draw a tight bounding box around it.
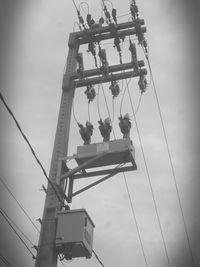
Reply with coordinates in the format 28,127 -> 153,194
35,19 -> 147,267
34,34 -> 78,267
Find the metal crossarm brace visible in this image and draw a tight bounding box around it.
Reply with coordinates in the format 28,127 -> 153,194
71,169 -> 121,198
60,152 -> 106,181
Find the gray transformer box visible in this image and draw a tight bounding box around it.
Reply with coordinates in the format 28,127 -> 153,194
56,209 -> 95,259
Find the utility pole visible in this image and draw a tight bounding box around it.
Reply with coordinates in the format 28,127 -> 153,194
35,14 -> 147,267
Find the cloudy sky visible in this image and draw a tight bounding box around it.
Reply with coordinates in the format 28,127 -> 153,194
0,0 -> 200,266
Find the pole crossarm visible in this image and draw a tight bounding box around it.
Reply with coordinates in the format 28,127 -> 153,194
68,20 -> 146,47
70,60 -> 145,80
78,27 -> 146,45
74,68 -> 147,87
75,20 -> 145,39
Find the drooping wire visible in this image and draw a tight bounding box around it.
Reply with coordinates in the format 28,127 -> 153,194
97,84 -> 102,119
110,91 -> 148,267
0,254 -> 12,267
92,249 -> 105,267
124,79 -> 171,267
117,12 -> 131,19
111,97 -> 115,123
72,98 -> 79,124
145,55 -> 196,267
0,176 -> 40,233
0,92 -> 64,206
79,1 -> 90,15
122,173 -> 148,266
87,102 -> 91,122
119,77 -> 132,115
104,0 -> 114,9
0,209 -> 36,259
132,93 -> 142,116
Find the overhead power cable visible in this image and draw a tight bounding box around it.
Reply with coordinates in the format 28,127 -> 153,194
133,93 -> 143,116
110,104 -> 148,265
0,176 -> 39,233
0,254 -> 12,267
125,79 -> 171,267
0,92 -> 64,206
119,77 -> 132,115
97,84 -> 102,119
72,0 -> 79,12
92,249 -> 105,267
145,56 -> 196,267
0,208 -> 36,260
122,172 -> 148,266
72,98 -> 79,124
0,208 -> 34,247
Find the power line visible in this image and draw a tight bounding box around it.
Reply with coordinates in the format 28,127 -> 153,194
92,249 -> 105,267
0,208 -> 35,247
71,0 -> 79,12
87,102 -> 92,123
72,97 -> 79,124
0,178 -> 66,267
133,93 -> 143,116
111,97 -> 115,122
0,176 -> 39,233
0,254 -> 12,267
97,84 -> 102,119
0,208 -> 36,260
145,56 -> 196,267
122,172 -> 148,266
125,79 -> 171,267
0,92 -> 64,206
119,77 -> 132,115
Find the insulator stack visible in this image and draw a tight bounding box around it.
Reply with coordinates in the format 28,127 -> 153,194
112,8 -> 117,24
85,85 -> 96,102
109,81 -> 120,98
78,121 -> 94,145
98,118 -> 112,142
98,46 -> 109,75
138,74 -> 147,93
87,14 -> 95,28
119,114 -> 132,139
129,40 -> 138,72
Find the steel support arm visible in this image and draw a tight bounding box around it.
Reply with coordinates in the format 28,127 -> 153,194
71,170 -> 119,198
60,152 -> 106,181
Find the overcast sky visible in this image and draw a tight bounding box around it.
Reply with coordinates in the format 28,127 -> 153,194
0,0 -> 200,267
